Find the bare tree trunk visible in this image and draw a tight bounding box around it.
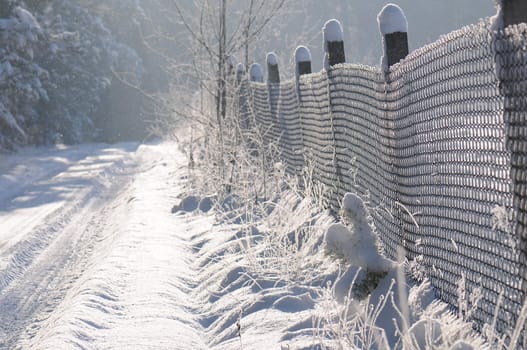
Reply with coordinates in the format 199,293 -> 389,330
216,0 -> 227,191
244,0 -> 255,69
217,0 -> 227,123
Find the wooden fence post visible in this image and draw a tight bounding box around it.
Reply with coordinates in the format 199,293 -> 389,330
227,55 -> 237,76
249,63 -> 263,83
295,46 -> 312,77
236,63 -> 245,84
266,52 -> 280,83
265,52 -> 280,83
236,62 -> 250,129
377,4 -> 409,70
295,46 -> 312,91
323,19 -> 345,70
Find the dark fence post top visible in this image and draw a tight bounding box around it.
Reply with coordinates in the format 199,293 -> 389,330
377,3 -> 409,71
323,19 -> 345,70
500,0 -> 527,27
249,63 -> 263,83
295,46 -> 312,78
266,52 -> 280,84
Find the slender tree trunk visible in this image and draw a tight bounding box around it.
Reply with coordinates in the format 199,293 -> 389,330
244,0 -> 255,70
216,0 -> 228,191
217,0 -> 227,122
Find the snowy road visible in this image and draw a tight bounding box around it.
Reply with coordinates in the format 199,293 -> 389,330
0,142 -> 488,349
0,142 -> 208,349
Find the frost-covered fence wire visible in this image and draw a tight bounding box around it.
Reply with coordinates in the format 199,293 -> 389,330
237,19 -> 527,332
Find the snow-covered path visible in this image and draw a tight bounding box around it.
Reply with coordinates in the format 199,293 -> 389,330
0,142 -> 210,349
0,142 -> 487,350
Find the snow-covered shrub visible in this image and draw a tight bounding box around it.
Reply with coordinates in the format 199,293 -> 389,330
326,193 -> 393,273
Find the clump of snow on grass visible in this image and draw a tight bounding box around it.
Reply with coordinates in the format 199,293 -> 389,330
408,278 -> 437,319
325,193 -> 393,273
377,3 -> 408,35
249,63 -> 263,83
320,193 -> 488,349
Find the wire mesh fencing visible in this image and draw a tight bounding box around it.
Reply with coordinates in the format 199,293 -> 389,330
236,18 -> 527,333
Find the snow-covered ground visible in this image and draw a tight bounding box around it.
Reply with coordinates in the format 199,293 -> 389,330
0,142 -> 494,349
0,142 -> 209,349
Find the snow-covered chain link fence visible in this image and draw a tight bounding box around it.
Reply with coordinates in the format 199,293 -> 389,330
236,18 -> 527,334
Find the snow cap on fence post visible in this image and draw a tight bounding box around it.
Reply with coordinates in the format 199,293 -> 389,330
295,45 -> 312,80
295,46 -> 312,96
266,52 -> 280,83
500,0 -> 527,27
377,3 -> 409,71
323,19 -> 345,70
249,63 -> 263,83
236,63 -> 245,83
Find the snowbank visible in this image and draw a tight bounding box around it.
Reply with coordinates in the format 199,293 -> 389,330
1,143 -> 494,349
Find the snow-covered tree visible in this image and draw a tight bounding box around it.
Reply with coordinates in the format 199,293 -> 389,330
0,5 -> 48,149
33,0 -> 144,144
0,0 -> 153,149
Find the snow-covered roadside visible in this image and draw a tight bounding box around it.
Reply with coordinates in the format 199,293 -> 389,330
14,143 -> 208,349
14,142 -> 336,349
0,142 -> 495,349
0,143 -> 142,348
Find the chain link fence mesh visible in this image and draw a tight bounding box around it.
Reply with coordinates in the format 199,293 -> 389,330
237,18 -> 527,333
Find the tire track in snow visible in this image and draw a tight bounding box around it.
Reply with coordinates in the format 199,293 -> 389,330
9,144 -> 209,349
0,144 -> 139,349
0,188 -> 93,291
